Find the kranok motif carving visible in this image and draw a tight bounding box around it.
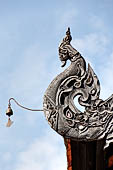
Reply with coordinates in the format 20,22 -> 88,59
43,28 -> 113,148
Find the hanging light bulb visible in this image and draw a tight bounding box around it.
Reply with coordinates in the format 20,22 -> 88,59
6,104 -> 14,127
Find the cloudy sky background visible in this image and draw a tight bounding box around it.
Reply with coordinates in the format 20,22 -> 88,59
0,0 -> 113,169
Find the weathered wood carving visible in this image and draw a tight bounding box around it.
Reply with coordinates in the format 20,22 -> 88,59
43,28 -> 113,148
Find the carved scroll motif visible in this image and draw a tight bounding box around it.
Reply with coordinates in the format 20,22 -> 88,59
43,28 -> 113,148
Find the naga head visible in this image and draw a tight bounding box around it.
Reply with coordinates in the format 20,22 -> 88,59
59,27 -> 80,67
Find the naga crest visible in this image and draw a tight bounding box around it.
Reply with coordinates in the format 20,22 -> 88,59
43,28 -> 113,148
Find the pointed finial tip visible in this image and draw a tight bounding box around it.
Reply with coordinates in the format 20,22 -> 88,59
66,27 -> 71,35
68,27 -> 70,31
65,27 -> 72,44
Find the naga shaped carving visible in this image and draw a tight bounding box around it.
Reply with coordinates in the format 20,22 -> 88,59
43,28 -> 113,148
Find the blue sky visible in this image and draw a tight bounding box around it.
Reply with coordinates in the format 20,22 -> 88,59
0,0 -> 113,170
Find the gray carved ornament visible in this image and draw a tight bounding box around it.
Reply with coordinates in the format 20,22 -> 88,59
43,28 -> 113,148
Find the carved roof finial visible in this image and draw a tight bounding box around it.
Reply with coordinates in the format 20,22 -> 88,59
63,27 -> 72,45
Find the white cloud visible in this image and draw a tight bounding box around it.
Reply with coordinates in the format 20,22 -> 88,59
55,8 -> 78,31
15,132 -> 67,170
2,152 -> 12,162
72,33 -> 108,58
99,52 -> 113,99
